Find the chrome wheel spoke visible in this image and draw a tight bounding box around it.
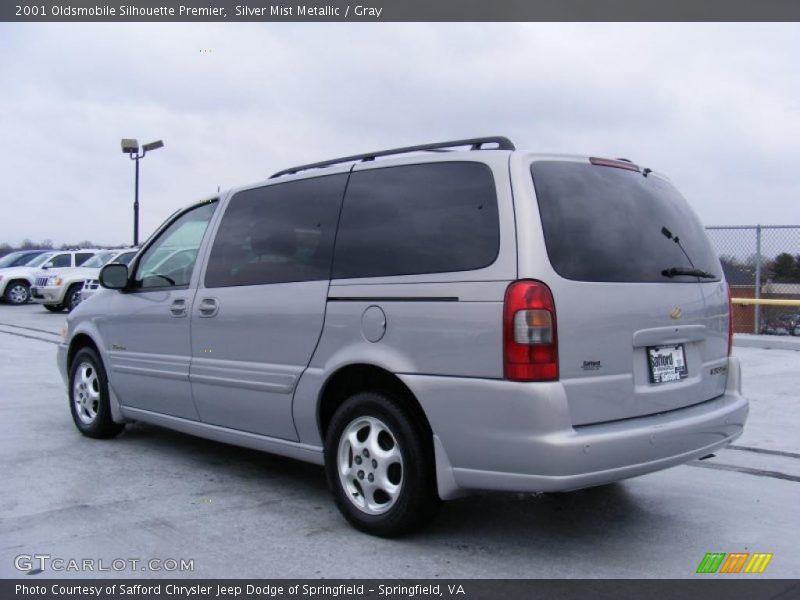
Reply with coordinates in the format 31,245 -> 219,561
347,429 -> 365,455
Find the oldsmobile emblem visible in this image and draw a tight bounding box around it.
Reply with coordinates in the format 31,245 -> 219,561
670,307 -> 682,320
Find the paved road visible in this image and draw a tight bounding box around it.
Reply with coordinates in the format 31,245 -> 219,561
1,303 -> 798,578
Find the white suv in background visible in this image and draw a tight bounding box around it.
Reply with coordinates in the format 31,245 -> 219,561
80,249 -> 139,304
0,250 -> 95,306
29,250 -> 113,312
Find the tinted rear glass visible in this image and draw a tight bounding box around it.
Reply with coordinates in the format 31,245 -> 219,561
333,162 -> 499,279
531,161 -> 721,283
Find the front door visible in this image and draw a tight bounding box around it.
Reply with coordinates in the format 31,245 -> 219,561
100,201 -> 218,420
189,174 -> 347,439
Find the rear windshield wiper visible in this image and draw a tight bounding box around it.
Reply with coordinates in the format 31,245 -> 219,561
659,226 -> 716,279
661,267 -> 716,279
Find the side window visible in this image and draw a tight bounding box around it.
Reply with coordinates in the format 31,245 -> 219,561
205,174 -> 346,288
134,201 -> 217,289
75,253 -> 94,265
49,254 -> 71,268
333,162 -> 499,279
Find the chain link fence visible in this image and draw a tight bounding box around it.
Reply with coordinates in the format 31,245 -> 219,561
706,225 -> 800,335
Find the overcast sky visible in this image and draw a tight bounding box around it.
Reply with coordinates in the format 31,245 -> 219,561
0,23 -> 798,246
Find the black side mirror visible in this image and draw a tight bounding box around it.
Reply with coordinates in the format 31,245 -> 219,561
42,262 -> 53,270
99,263 -> 129,290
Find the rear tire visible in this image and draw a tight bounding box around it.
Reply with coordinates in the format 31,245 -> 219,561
44,304 -> 64,313
3,281 -> 30,305
324,391 -> 440,536
69,347 -> 124,439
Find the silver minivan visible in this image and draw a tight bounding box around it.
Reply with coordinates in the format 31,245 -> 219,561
58,137 -> 748,536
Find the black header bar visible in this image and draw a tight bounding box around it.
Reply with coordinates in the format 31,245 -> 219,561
4,0 -> 800,22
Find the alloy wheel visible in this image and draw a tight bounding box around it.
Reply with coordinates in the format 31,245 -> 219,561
337,416 -> 404,515
73,361 -> 101,425
7,284 -> 29,304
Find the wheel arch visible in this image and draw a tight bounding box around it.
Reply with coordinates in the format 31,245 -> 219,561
4,277 -> 30,288
67,332 -> 101,371
317,363 -> 433,443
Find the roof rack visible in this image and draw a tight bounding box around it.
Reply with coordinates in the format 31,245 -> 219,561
269,136 -> 515,179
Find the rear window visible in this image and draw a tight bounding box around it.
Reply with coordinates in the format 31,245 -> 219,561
333,162 -> 499,279
531,161 -> 722,283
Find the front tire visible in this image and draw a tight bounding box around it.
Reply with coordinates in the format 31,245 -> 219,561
3,281 -> 30,305
68,347 -> 124,439
64,284 -> 83,312
324,391 -> 440,536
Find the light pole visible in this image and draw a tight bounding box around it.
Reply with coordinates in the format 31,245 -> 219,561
121,138 -> 164,246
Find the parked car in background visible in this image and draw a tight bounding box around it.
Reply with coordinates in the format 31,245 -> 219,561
0,250 -> 52,270
60,137 -> 747,536
762,321 -> 792,336
0,250 -> 95,305
80,249 -> 139,303
31,249 -> 134,312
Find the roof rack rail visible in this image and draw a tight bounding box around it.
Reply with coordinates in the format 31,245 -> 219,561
269,136 -> 515,179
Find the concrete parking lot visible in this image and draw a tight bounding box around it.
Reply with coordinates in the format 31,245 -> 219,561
0,303 -> 798,578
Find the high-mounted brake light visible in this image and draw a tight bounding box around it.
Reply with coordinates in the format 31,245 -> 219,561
589,157 -> 640,172
727,283 -> 733,356
503,280 -> 558,381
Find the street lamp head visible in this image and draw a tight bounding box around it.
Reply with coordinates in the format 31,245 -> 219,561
142,140 -> 164,153
121,138 -> 139,154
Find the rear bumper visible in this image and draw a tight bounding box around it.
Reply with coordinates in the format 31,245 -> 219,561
400,356 -> 748,499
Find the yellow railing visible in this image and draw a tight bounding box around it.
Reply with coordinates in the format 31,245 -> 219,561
732,298 -> 800,307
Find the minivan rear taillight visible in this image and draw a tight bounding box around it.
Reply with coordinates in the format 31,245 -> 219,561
727,283 -> 733,356
503,280 -> 558,381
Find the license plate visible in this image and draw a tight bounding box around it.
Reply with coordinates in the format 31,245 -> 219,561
647,344 -> 688,384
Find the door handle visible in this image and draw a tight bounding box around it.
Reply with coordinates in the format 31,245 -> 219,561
169,298 -> 187,317
198,297 -> 219,318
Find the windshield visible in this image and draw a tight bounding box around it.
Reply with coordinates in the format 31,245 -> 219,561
0,252 -> 26,268
26,253 -> 55,268
531,161 -> 722,283
82,251 -> 116,268
114,251 -> 137,265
